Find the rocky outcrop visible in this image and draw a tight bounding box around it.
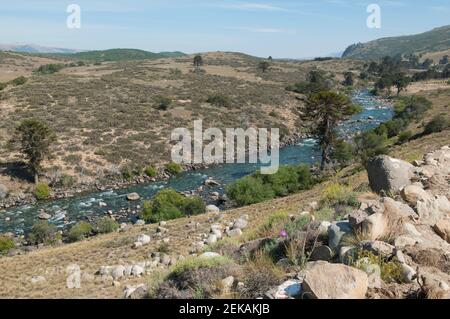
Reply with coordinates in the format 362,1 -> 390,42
367,155 -> 414,194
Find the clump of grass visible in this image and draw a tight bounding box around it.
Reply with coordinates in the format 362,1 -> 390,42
248,211 -> 290,239
165,162 -> 182,175
0,236 -> 15,255
349,249 -> 403,283
313,206 -> 335,221
170,255 -> 233,276
67,221 -> 93,242
321,183 -> 359,207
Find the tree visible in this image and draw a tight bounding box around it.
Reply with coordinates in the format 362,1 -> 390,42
343,72 -> 355,86
268,56 -> 273,61
421,59 -> 433,69
443,64 -> 450,78
304,91 -> 362,170
258,61 -> 270,73
392,72 -> 411,95
193,55 -> 203,68
12,119 -> 55,184
439,55 -> 449,65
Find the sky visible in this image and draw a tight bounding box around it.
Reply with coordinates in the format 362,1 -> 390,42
0,0 -> 449,58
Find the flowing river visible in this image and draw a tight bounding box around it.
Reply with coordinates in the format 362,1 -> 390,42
0,90 -> 393,235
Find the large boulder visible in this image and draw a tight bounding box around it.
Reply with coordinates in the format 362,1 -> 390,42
328,221 -> 353,252
360,213 -> 387,241
366,155 -> 414,194
401,185 -> 432,206
266,280 -> 302,299
417,196 -> 450,225
302,261 -> 368,299
433,220 -> 450,243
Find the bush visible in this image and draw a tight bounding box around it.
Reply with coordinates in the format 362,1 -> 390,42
144,166 -> 157,178
227,165 -> 315,207
398,130 -> 413,143
424,116 -> 449,135
10,76 -> 27,86
206,95 -> 232,108
355,130 -> 389,164
141,188 -> 205,223
95,217 -> 119,234
0,236 -> 15,255
0,82 -> 7,91
34,183 -> 52,200
154,96 -> 172,110
394,96 -> 432,121
67,221 -> 93,242
58,174 -> 77,188
35,64 -> 65,74
333,140 -> 355,166
170,255 -> 233,276
165,162 -> 182,175
377,119 -> 408,138
321,183 -> 359,207
28,221 -> 59,245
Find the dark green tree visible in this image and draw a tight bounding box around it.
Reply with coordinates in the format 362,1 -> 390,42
392,72 -> 411,95
193,55 -> 203,68
258,61 -> 270,73
343,72 -> 355,86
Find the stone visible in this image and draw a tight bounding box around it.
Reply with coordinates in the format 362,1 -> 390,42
401,264 -> 416,283
238,238 -> 273,257
131,265 -> 144,276
111,265 -> 126,280
135,219 -> 145,226
310,245 -> 333,261
200,252 -> 221,258
206,234 -> 217,245
401,185 -> 432,206
211,229 -> 223,239
233,218 -> 248,230
417,196 -> 450,224
127,193 -> 140,201
360,240 -> 395,257
205,205 -> 220,214
317,221 -> 331,235
302,261 -> 368,299
137,234 -> 151,245
38,212 -> 52,220
228,228 -> 243,237
308,201 -> 319,211
221,276 -> 235,294
366,155 -> 414,194
328,221 -> 352,252
124,284 -> 148,299
360,213 -> 387,241
348,210 -> 369,229
339,246 -> 358,265
267,280 -> 302,299
133,242 -> 143,249
382,197 -> 416,219
433,220 -> 450,243
0,184 -> 8,199
394,235 -> 421,249
204,178 -> 220,187
31,276 -> 46,284
159,221 -> 167,226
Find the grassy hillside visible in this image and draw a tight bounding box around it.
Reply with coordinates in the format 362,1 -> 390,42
343,25 -> 450,60
64,49 -> 186,62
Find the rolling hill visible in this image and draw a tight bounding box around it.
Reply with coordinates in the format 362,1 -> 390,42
0,43 -> 78,54
343,25 -> 450,60
64,48 -> 186,62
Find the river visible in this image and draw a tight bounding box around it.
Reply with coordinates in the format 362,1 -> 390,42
0,90 -> 393,235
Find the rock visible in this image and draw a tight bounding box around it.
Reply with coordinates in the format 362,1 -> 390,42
401,185 -> 432,206
99,266 -> 113,276
228,228 -> 243,237
38,212 -> 52,220
206,234 -> 217,245
211,228 -> 223,239
339,246 -> 357,265
205,205 -> 220,214
401,264 -> 416,283
394,235 -> 421,249
159,221 -> 167,226
192,241 -> 205,253
308,201 -> 319,211
302,261 -> 368,299
417,196 -> 450,224
433,220 -> 450,243
133,242 -> 143,249
127,193 -> 140,201
111,265 -> 126,280
382,197 -> 417,219
31,276 -> 46,284
366,155 -> 414,194
238,238 -> 273,257
360,213 -> 387,241
135,219 -> 145,226
0,184 -> 8,199
200,252 -> 221,258
328,221 -> 353,252
233,218 -> 248,230
317,221 -> 331,235
266,280 -> 302,299
124,284 -> 148,299
348,210 -> 369,229
310,245 -> 333,261
221,276 -> 235,294
137,234 -> 151,245
204,178 -> 220,187
131,265 -> 144,276
360,240 -> 395,257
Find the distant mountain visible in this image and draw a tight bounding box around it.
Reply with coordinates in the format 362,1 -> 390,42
65,49 -> 186,62
0,43 -> 78,54
343,25 -> 450,60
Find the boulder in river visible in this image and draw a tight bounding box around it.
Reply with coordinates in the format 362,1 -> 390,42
127,193 -> 141,201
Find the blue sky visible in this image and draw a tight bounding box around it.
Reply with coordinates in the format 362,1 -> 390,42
0,0 -> 449,58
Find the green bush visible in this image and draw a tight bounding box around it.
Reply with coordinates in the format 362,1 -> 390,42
144,166 -> 157,178
141,188 -> 205,223
355,130 -> 389,165
95,217 -> 119,234
333,140 -> 355,166
28,221 -> 59,245
0,236 -> 15,255
227,165 -> 315,207
284,215 -> 312,237
394,96 -> 432,121
35,64 -> 65,74
10,76 -> 27,86
376,119 -> 408,138
424,116 -> 449,135
165,162 -> 182,175
398,130 -> 413,143
67,221 -> 93,242
206,95 -> 232,108
154,96 -> 172,110
34,183 -> 52,200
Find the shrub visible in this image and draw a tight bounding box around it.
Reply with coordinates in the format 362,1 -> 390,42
355,130 -> 389,164
95,217 -> 119,234
351,249 -> 403,283
11,76 -> 27,86
394,96 -> 432,121
154,96 -> 172,110
144,166 -> 157,178
67,221 -> 93,242
170,255 -> 233,276
35,64 -> 65,74
284,215 -> 312,237
321,183 -> 359,207
165,162 -> 182,175
121,167 -> 137,181
333,140 -> 355,166
34,183 -> 52,200
253,211 -> 290,238
28,221 -> 59,245
58,174 -> 77,188
0,236 -> 15,255
314,207 -> 335,221
398,130 -> 413,143
0,82 -> 7,91
424,116 -> 449,135
226,176 -> 275,206
206,95 -> 231,108
377,119 -> 408,138
141,188 -> 205,223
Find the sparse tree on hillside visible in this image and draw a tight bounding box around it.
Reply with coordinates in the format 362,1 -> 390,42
343,72 -> 355,86
12,119 -> 55,184
268,56 -> 273,61
392,72 -> 411,95
258,61 -> 270,73
193,55 -> 203,68
304,91 -> 362,170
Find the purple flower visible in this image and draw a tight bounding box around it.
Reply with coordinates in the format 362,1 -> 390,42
279,230 -> 288,238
